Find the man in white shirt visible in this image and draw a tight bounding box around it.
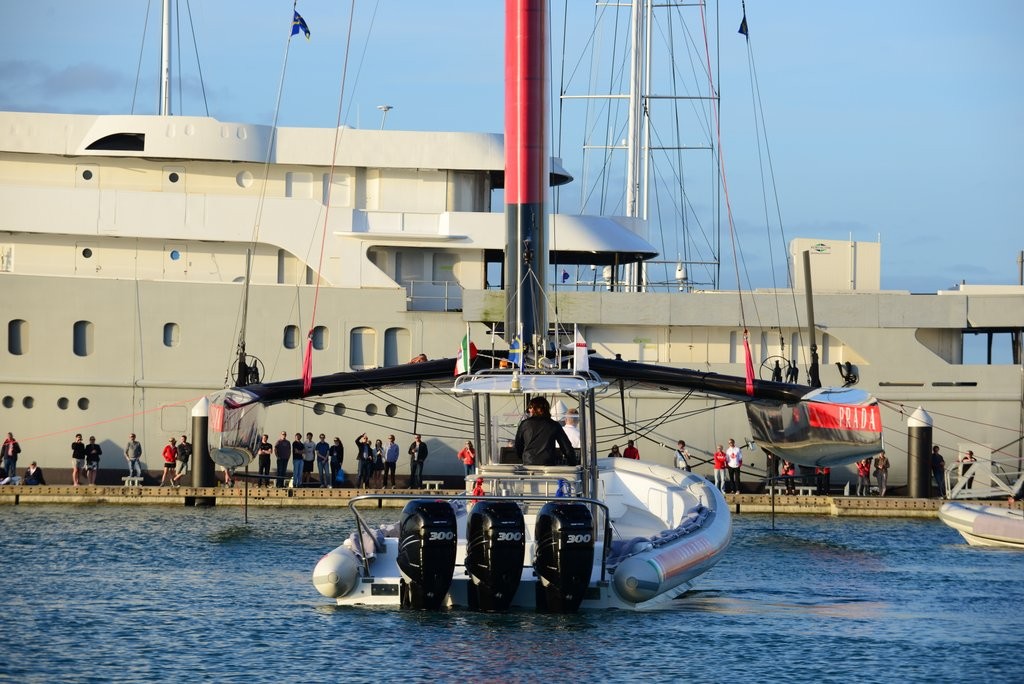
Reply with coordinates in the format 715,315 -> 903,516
562,409 -> 581,449
725,438 -> 742,494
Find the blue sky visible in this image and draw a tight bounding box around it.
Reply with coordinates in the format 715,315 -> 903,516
2,1 -> 1022,293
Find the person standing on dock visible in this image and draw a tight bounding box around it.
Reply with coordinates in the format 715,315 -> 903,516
408,434 -> 429,488
316,434 -> 331,488
356,433 -> 375,488
84,436 -> 102,485
274,432 -> 291,488
159,437 -> 176,486
856,458 -> 872,496
458,440 -> 476,477
1,432 -> 19,482
256,435 -> 272,486
873,450 -> 890,496
329,437 -> 344,487
124,433 -> 142,481
70,433 -> 85,487
291,433 -> 306,488
383,435 -> 398,487
172,435 -> 192,487
930,446 -> 947,498
725,439 -> 742,494
712,444 -> 727,491
303,432 -> 316,485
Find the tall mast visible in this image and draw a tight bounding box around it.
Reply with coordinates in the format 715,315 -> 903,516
504,0 -> 549,355
159,0 -> 171,115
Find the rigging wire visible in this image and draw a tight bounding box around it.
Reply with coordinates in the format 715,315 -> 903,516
130,0 -> 153,115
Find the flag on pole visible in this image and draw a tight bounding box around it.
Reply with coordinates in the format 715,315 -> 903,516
742,330 -> 755,396
508,335 -> 522,369
455,334 -> 477,376
292,10 -> 311,40
573,326 -> 589,373
301,333 -> 314,395
561,268 -> 570,283
738,14 -> 748,37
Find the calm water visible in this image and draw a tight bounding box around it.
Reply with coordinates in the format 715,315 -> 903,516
2,504 -> 1022,683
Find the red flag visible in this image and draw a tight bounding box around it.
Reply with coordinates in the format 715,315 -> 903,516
742,330 -> 755,396
301,335 -> 314,395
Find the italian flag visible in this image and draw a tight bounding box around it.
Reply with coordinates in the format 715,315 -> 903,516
455,334 -> 477,376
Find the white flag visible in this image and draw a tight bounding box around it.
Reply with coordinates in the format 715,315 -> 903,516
573,326 -> 588,372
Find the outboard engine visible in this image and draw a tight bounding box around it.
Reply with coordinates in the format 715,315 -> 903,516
466,500 -> 526,611
396,500 -> 457,610
533,502 -> 595,613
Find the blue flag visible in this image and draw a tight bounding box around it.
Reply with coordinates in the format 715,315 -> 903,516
561,268 -> 570,283
509,336 -> 522,369
292,11 -> 310,40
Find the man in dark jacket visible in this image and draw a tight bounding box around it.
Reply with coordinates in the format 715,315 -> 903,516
408,434 -> 428,488
515,397 -> 576,467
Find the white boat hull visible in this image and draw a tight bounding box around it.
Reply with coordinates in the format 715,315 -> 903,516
312,460 -> 731,610
938,502 -> 1024,549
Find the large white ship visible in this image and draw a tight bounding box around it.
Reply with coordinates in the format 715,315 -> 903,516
1,1 -> 1021,490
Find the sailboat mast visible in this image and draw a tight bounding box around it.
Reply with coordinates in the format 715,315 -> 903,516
159,0 -> 171,115
504,0 -> 549,354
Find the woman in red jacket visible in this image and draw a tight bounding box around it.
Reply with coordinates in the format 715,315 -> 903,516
712,445 -> 727,492
159,437 -> 177,486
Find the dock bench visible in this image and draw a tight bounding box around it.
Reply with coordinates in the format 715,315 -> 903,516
422,480 -> 444,491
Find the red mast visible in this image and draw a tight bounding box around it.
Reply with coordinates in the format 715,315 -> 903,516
504,0 -> 548,353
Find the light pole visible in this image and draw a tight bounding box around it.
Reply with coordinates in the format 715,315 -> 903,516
377,104 -> 393,129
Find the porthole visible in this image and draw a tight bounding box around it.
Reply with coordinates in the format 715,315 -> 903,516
170,250 -> 180,261
365,403 -> 378,416
22,396 -> 34,409
236,171 -> 254,188
333,403 -> 345,416
385,404 -> 398,417
82,169 -> 93,181
57,397 -> 70,410
2,396 -> 13,408
313,402 -> 326,415
82,248 -> 93,258
168,172 -> 180,183
77,397 -> 90,410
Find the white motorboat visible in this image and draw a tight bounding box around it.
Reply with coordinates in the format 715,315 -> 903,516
309,371 -> 732,611
938,501 -> 1024,549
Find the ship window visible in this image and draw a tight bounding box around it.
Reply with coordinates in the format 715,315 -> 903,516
73,320 -> 94,357
432,253 -> 457,282
22,396 -> 33,409
385,404 -> 398,417
82,169 -> 94,181
365,403 -> 378,416
962,330 -> 1020,365
168,172 -> 180,183
2,396 -> 12,408
350,327 -> 377,370
77,398 -> 90,410
169,250 -> 180,261
85,132 -> 145,151
283,325 -> 299,349
163,323 -> 180,347
82,248 -> 93,259
57,397 -> 69,410
312,325 -> 329,350
313,403 -> 326,415
8,319 -> 26,355
333,403 -> 346,416
384,327 -> 410,366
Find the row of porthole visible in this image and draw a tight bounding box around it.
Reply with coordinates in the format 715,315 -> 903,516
311,402 -> 399,418
2,396 -> 90,410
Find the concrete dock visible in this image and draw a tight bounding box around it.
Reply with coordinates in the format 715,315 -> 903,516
1,483 -> 1018,516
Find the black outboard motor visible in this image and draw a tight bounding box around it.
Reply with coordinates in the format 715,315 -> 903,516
533,502 -> 595,613
466,500 -> 526,611
396,499 -> 457,610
